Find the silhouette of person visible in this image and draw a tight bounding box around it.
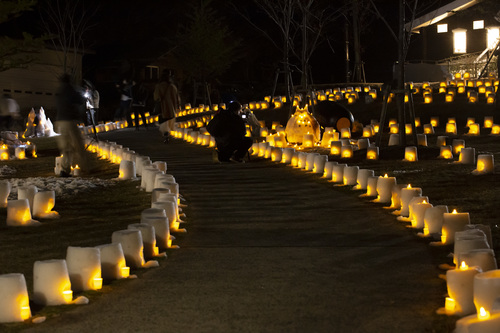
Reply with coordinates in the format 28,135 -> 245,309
154,70 -> 179,142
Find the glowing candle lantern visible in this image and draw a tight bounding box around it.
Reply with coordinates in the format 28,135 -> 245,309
466,117 -> 476,127
312,155 -> 328,174
258,142 -> 269,157
362,127 -> 373,138
282,148 -> 295,164
340,146 -> 353,159
458,249 -> 497,273
340,128 -> 351,139
366,146 -> 379,160
0,180 -> 11,208
469,91 -> 478,103
343,166 -> 359,186
128,223 -> 158,259
33,190 -> 58,219
0,273 -> 31,322
6,199 -> 39,226
97,243 -> 129,280
397,184 -> 422,218
473,270 -> 500,316
404,123 -> 412,134
330,141 -> 342,156
388,134 -> 399,146
413,134 -> 427,147
142,216 -> 172,250
323,161 -> 338,179
468,123 -> 480,135
321,132 -> 334,147
455,309 -> 500,333
446,262 -> 481,315
454,229 -> 490,265
357,138 -> 369,150
152,201 -> 183,233
135,156 -> 151,177
411,200 -> 433,229
374,174 -> 397,204
154,174 -> 175,189
271,148 -> 283,162
18,184 -> 38,212
472,154 -> 494,175
441,210 -> 470,245
66,246 -> 102,292
0,144 -> 9,161
302,133 -> 314,148
484,116 -> 494,128
14,147 -> 25,160
389,124 -> 399,134
459,147 -> 475,164
305,153 -> 319,171
296,152 -> 307,169
404,146 -> 418,162
423,93 -> 433,103
33,259 -> 72,305
111,230 -> 145,269
452,139 -> 465,155
421,124 -> 433,135
353,169 -> 374,190
141,167 -> 164,192
331,164 -> 347,183
426,119 -> 438,130
274,134 -> 287,148
445,93 -> 454,102
446,122 -> 457,135
423,205 -> 448,236
487,93 -> 496,104
436,136 -> 448,147
388,184 -> 406,210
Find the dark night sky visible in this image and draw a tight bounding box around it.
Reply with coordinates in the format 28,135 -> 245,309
2,0 -> 455,91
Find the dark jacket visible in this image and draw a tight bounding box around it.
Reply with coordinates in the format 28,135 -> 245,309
56,80 -> 85,121
206,110 -> 246,149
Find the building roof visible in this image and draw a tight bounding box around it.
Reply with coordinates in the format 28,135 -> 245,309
405,0 -> 483,33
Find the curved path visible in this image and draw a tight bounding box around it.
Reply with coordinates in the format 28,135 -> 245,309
25,128 -> 447,333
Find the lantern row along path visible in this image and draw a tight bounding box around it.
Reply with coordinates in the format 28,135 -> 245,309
25,128 -> 446,333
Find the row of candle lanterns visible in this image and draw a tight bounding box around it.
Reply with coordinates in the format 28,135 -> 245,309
0,135 -> 187,323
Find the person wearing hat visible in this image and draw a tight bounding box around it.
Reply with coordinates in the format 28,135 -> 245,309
206,100 -> 253,163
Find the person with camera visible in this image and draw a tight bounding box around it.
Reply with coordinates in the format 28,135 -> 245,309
206,100 -> 253,163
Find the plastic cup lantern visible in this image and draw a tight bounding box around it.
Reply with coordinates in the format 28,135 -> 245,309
374,174 -> 396,204
439,146 -> 453,159
446,262 -> 481,315
441,210 -> 471,245
366,146 -> 379,160
472,154 -> 494,175
404,146 -> 418,162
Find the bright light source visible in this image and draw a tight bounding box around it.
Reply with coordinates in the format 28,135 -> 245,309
473,20 -> 484,30
453,29 -> 467,54
487,27 -> 499,50
437,24 -> 448,33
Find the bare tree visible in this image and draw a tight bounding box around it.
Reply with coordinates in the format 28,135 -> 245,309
39,0 -> 98,78
0,0 -> 46,72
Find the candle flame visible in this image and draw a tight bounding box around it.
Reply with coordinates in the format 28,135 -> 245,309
478,307 -> 491,320
384,174 -> 388,178
407,184 -> 412,189
452,209 -> 458,214
459,261 -> 468,270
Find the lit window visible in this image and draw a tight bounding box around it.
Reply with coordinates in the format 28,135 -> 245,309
453,29 -> 467,54
473,20 -> 484,30
437,24 -> 448,33
487,27 -> 500,50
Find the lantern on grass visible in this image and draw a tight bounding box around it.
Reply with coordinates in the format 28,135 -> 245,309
65,246 -> 102,292
445,262 -> 481,316
468,123 -> 480,135
33,190 -> 59,219
0,180 -> 11,208
365,146 -> 378,160
128,223 -> 159,259
441,210 -> 470,245
472,154 -> 494,175
404,146 -> 418,162
97,243 -> 130,280
0,274 -> 31,323
439,146 -> 453,159
33,259 -> 73,305
6,199 -> 39,226
111,230 -> 145,269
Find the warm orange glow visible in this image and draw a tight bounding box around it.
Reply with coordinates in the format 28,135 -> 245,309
93,277 -> 103,290
468,123 -> 480,135
445,297 -> 456,313
445,122 -> 457,134
366,149 -> 378,160
121,266 -> 130,278
491,124 -> 500,135
477,160 -> 485,172
441,148 -> 453,159
430,117 -> 439,127
63,290 -> 73,304
20,306 -> 31,321
406,184 -> 412,189
405,150 -> 417,162
484,117 -> 494,128
445,94 -> 454,102
478,307 -> 491,320
459,261 -> 468,270
384,174 -> 388,178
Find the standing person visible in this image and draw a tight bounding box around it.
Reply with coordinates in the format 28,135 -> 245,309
83,80 -> 100,126
0,94 -> 21,130
55,74 -> 89,177
154,70 -> 180,143
206,100 -> 253,163
114,79 -> 133,122
130,80 -> 149,130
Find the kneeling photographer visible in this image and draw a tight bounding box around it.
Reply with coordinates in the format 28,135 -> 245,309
207,101 -> 253,163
